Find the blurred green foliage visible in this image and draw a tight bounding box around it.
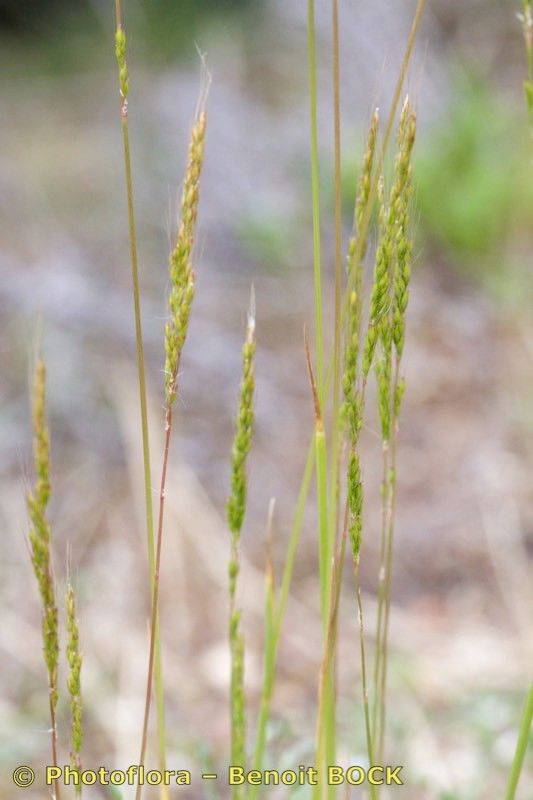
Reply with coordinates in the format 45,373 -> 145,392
0,0 -> 261,73
237,211 -> 295,272
415,78 -> 533,293
332,78 -> 532,302
135,0 -> 261,61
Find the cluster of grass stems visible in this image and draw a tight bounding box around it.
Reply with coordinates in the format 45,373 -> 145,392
24,1 -> 532,799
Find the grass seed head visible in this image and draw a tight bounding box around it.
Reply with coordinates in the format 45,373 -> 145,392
66,582 -> 83,785
227,302 -> 256,539
27,359 -> 59,709
392,102 -> 416,358
347,450 -> 363,560
363,177 -> 390,379
165,111 -> 207,404
363,99 -> 416,381
342,110 -> 380,438
355,107 -> 380,248
115,27 -> 129,101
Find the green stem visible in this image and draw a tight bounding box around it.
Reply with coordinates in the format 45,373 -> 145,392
505,682 -> 533,800
354,565 -> 377,800
316,422 -> 331,629
314,516 -> 349,800
329,0 -> 343,546
135,404 -> 173,800
307,0 -> 325,401
377,358 -> 400,764
249,443 -> 315,799
250,2 -> 427,784
229,541 -> 246,800
327,3 -> 342,786
372,440 -> 389,745
49,694 -> 61,800
114,2 -> 167,792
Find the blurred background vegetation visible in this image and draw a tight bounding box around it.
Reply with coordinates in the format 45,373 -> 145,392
0,1 -> 531,798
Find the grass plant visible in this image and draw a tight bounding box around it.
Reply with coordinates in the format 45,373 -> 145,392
136,103 -> 207,800
373,100 -> 417,764
66,581 -> 83,795
22,3 -> 531,800
114,3 -> 168,794
505,683 -> 533,800
27,359 -> 61,800
227,295 -> 256,797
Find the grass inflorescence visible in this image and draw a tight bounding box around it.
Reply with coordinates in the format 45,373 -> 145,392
227,296 -> 256,796
25,3 -> 528,800
136,98 -> 208,800
27,359 -> 61,798
66,581 -> 83,794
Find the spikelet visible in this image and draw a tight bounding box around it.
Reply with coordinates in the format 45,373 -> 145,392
27,360 -> 59,712
164,111 -> 207,405
66,582 -> 83,792
115,24 -> 129,114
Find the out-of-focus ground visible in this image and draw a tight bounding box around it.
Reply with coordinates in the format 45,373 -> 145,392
1,1 -> 532,798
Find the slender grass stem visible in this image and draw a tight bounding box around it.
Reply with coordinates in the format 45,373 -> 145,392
114,3 -> 167,791
330,0 -> 343,544
114,0 -> 155,592
135,404 -> 173,800
327,4 -> 343,786
305,335 -> 334,800
305,334 -> 331,628
316,424 -> 331,626
354,566 -> 375,793
505,682 -> 533,800
49,697 -> 61,800
372,440 -> 389,742
307,0 -> 325,400
250,443 -> 315,797
249,503 -> 276,797
314,515 -> 347,800
376,358 -> 400,763
251,3 -> 425,783
274,442 -> 315,644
